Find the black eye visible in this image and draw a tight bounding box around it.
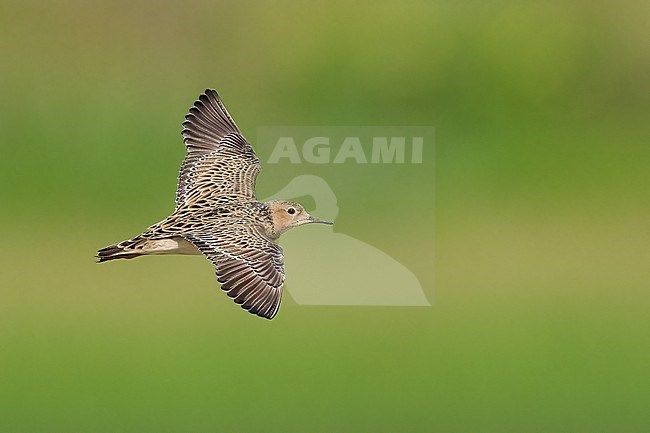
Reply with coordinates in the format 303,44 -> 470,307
287,207 -> 296,215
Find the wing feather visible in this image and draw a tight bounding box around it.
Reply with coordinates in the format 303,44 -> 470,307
184,226 -> 285,320
176,89 -> 260,208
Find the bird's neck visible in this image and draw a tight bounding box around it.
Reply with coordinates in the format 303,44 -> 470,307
252,201 -> 280,240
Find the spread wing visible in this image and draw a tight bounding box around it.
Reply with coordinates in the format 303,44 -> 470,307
185,225 -> 285,320
176,89 -> 261,209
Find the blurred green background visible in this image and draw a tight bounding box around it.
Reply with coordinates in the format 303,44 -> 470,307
1,1 -> 649,432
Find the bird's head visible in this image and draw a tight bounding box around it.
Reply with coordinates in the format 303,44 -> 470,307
265,200 -> 332,238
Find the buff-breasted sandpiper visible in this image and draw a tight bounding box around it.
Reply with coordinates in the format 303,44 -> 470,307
97,89 -> 332,319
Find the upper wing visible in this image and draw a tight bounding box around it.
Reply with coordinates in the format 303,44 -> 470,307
176,89 -> 260,208
184,225 -> 285,320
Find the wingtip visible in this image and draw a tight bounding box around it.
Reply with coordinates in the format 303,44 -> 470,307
252,299 -> 281,320
254,309 -> 276,320
204,88 -> 219,98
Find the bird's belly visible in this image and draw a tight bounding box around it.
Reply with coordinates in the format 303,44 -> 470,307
144,236 -> 202,256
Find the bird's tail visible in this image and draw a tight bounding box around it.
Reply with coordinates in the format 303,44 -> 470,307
96,238 -> 145,263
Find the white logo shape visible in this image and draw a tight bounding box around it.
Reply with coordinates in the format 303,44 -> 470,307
265,175 -> 430,306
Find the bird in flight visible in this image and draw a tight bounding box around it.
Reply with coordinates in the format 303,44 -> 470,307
97,89 -> 332,319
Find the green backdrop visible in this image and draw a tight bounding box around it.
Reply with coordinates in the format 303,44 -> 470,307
1,1 -> 648,432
